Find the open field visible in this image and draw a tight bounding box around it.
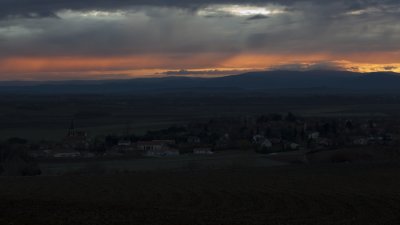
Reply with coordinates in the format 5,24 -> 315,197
37,151 -> 286,175
1,94 -> 400,140
1,163 -> 400,225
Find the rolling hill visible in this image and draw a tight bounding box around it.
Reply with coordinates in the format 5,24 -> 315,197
1,70 -> 400,94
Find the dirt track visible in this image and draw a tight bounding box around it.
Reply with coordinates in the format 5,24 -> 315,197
1,163 -> 400,225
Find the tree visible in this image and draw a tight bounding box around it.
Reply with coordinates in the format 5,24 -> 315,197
7,137 -> 28,145
271,114 -> 283,121
104,135 -> 119,147
0,144 -> 41,176
322,123 -> 331,135
345,120 -> 353,130
285,112 -> 297,122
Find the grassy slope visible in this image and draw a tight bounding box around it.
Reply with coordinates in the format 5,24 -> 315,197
1,163 -> 400,225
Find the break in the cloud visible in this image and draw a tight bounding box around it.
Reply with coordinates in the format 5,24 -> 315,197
159,68 -> 258,76
268,61 -> 347,71
0,0 -> 400,80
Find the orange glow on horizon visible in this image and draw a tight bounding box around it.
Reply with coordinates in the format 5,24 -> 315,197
0,54 -> 229,73
0,52 -> 399,80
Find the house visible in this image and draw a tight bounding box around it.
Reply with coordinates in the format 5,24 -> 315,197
252,134 -> 265,144
109,144 -> 136,154
118,140 -> 132,146
137,140 -> 175,151
144,148 -> 180,157
193,147 -> 214,155
368,136 -> 383,144
53,149 -> 81,158
261,139 -> 273,149
112,139 -> 135,152
353,138 -> 368,146
187,136 -> 201,144
317,138 -> 332,147
27,149 -> 51,158
308,132 -> 320,140
290,143 -> 300,150
137,140 -> 179,157
137,141 -> 162,151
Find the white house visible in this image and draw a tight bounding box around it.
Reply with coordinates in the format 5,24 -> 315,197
252,134 -> 265,144
261,139 -> 272,149
144,148 -> 180,157
53,149 -> 81,158
290,143 -> 300,150
308,132 -> 320,140
137,140 -> 175,151
118,140 -> 132,146
193,148 -> 214,155
27,150 -> 51,158
137,140 -> 179,157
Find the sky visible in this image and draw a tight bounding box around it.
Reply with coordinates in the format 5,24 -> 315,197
1,0 -> 400,80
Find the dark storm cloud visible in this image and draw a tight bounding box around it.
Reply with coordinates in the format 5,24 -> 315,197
247,14 -> 269,20
2,0 -> 269,18
1,0 -> 400,64
243,0 -> 400,54
0,4 -> 244,58
1,0 -> 399,18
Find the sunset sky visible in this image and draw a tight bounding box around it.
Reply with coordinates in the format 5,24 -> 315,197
1,0 -> 400,80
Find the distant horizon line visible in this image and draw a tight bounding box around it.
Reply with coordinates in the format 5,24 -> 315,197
0,69 -> 399,83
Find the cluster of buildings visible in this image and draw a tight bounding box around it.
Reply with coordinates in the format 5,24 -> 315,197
26,121 -> 214,159
24,114 -> 400,160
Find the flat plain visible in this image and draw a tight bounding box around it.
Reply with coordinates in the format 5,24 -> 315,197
1,94 -> 400,140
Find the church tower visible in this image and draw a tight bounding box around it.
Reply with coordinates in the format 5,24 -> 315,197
67,120 -> 76,137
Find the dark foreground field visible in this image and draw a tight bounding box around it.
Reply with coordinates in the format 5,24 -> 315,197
1,163 -> 400,225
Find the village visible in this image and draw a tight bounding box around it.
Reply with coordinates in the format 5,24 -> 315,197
16,113 -> 400,162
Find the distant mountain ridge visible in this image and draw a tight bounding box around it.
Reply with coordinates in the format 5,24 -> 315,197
1,70 -> 400,94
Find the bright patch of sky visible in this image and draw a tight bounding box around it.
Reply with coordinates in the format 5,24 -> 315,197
345,5 -> 400,16
198,4 -> 286,17
0,25 -> 41,38
57,10 -> 127,20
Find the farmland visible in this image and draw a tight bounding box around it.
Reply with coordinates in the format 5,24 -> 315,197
2,93 -> 400,224
37,151 -> 286,175
1,94 -> 400,140
1,163 -> 400,225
